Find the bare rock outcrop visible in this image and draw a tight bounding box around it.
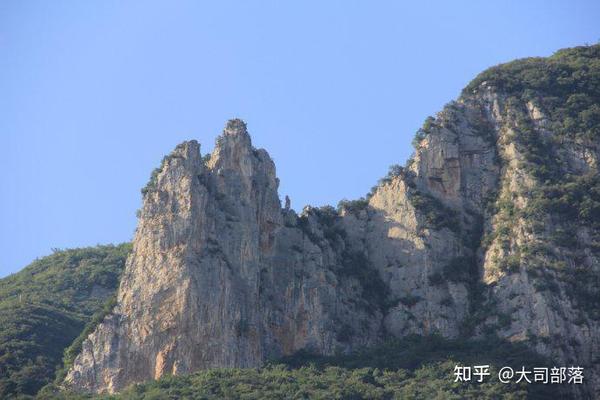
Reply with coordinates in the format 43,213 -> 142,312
66,46 -> 600,398
64,120 -> 382,393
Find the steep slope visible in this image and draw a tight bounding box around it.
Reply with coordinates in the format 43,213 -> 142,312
365,43 -> 600,397
0,244 -> 131,398
60,43 -> 600,398
354,44 -> 600,397
468,45 -> 600,397
64,121 -> 382,393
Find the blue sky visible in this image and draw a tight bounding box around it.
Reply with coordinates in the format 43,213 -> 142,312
2,1 -> 600,277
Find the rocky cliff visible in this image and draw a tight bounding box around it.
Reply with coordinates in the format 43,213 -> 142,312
65,44 -> 600,398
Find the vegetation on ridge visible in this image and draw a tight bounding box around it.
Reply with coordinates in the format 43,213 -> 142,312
465,44 -> 600,181
38,336 -> 557,399
0,244 -> 131,398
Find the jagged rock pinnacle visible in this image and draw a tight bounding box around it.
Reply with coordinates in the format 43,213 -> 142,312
224,118 -> 247,135
219,118 -> 251,146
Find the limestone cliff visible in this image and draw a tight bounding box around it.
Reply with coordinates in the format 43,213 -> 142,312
65,45 -> 600,398
64,120 -> 382,393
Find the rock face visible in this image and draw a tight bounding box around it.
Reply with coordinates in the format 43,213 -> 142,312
66,45 -> 600,398
64,120 -> 383,393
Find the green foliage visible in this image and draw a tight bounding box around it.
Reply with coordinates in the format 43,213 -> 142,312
201,153 -> 212,165
337,198 -> 369,214
466,44 -> 600,112
465,44 -> 600,182
412,116 -> 436,148
312,205 -> 339,225
387,164 -> 404,178
549,227 -> 579,248
0,244 -> 131,398
562,265 -> 600,320
524,173 -> 600,229
140,148 -> 187,196
377,164 -> 404,186
339,251 -> 389,312
520,172 -> 600,315
55,295 -> 119,383
442,256 -> 476,283
409,190 -> 460,233
46,336 -> 556,399
498,254 -> 521,274
514,108 -> 561,182
297,206 -> 343,245
296,206 -> 343,250
298,208 -> 389,313
141,156 -> 168,196
226,118 -> 247,132
367,164 -> 410,200
427,272 -> 444,286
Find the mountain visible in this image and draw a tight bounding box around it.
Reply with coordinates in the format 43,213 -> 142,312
0,244 -> 131,398
1,43 -> 599,399
63,43 -> 600,398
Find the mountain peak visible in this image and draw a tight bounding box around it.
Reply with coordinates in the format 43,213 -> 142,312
172,139 -> 200,158
224,118 -> 247,135
217,118 -> 251,148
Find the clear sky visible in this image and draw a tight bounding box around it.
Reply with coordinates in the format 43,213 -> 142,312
2,1 -> 600,277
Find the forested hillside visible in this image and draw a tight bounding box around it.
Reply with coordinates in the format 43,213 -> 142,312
39,336 -> 555,399
0,244 -> 131,398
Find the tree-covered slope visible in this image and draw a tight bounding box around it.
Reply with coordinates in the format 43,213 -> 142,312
467,45 -> 600,334
0,244 -> 131,398
38,336 -> 556,399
